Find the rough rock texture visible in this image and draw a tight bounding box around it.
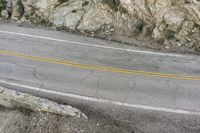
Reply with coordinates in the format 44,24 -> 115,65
0,106 -> 134,133
1,0 -> 200,53
0,86 -> 87,119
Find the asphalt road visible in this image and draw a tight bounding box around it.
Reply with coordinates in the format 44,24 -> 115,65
0,24 -> 200,115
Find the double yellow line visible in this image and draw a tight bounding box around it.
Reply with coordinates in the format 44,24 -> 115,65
0,49 -> 200,81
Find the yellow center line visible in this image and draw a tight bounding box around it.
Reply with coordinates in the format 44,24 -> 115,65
0,49 -> 200,81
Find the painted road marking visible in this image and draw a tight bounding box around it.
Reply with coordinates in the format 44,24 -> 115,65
0,30 -> 184,57
0,49 -> 200,81
0,79 -> 200,116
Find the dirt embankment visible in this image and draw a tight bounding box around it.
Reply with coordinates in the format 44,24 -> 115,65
0,106 -> 133,133
1,0 -> 200,54
0,87 -> 200,133
0,86 -> 132,133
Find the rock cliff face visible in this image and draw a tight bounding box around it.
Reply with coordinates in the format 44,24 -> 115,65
1,0 -> 200,53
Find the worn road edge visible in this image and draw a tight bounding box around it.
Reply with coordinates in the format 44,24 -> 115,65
0,79 -> 200,116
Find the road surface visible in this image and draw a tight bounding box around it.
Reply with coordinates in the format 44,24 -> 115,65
0,24 -> 200,115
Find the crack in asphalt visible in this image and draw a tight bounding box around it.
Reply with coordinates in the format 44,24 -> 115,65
80,70 -> 94,83
123,80 -> 136,104
95,76 -> 100,98
166,79 -> 176,108
1,61 -> 46,90
33,67 -> 45,90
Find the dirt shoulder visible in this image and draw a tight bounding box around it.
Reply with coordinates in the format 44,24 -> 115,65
0,87 -> 200,133
0,106 -> 133,133
0,86 -> 133,133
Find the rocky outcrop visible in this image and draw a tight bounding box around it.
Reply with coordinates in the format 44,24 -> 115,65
1,0 -> 200,53
0,86 -> 87,119
119,0 -> 200,52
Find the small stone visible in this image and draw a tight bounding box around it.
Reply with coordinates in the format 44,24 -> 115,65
20,16 -> 27,22
110,28 -> 115,32
177,43 -> 182,47
185,41 -> 196,48
1,10 -> 8,18
152,25 -> 165,41
165,45 -> 170,49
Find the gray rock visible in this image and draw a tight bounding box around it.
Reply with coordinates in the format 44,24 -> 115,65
11,0 -> 24,18
0,86 -> 87,119
50,0 -> 86,29
1,9 -> 8,17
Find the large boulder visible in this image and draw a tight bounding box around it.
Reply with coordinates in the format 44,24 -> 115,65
50,0 -> 88,30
